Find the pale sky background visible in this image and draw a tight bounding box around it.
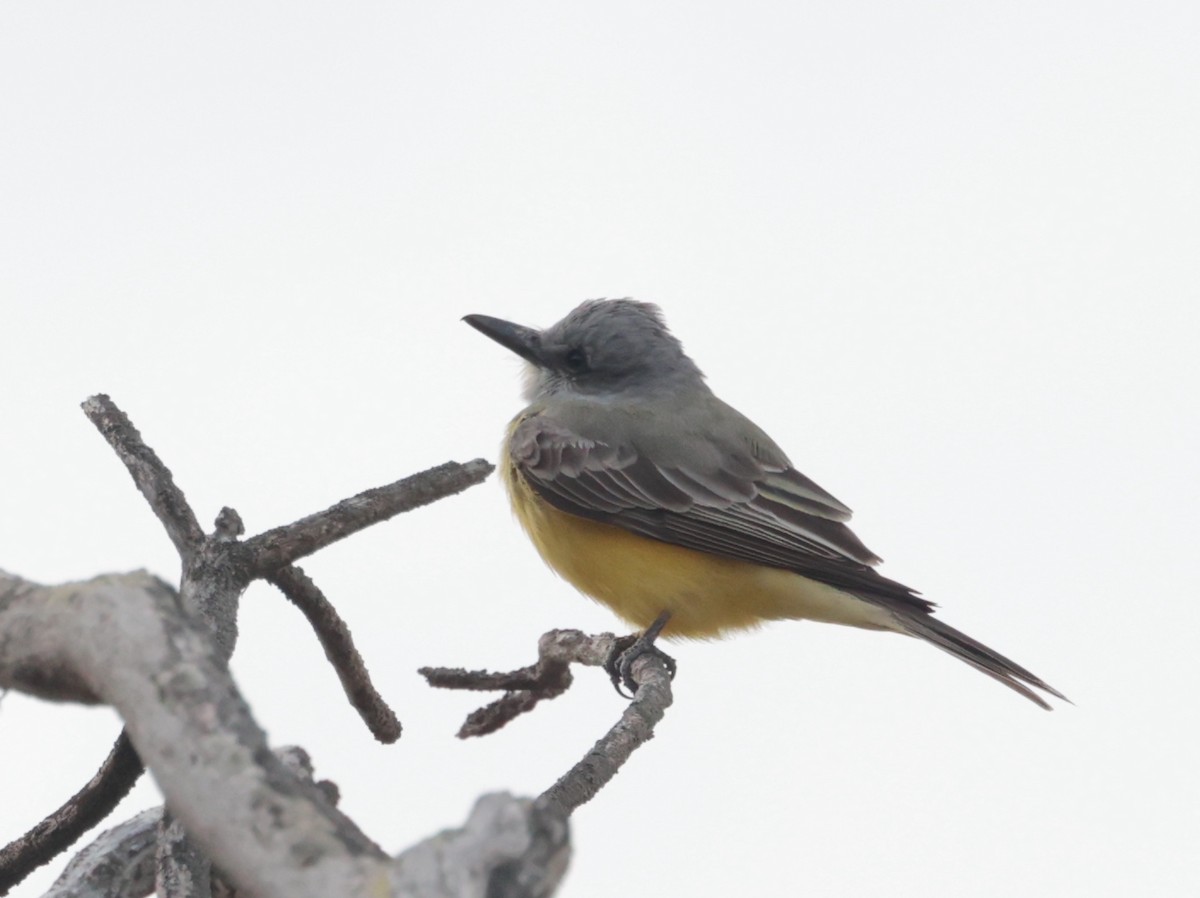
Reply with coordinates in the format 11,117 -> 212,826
1,4 -> 1197,896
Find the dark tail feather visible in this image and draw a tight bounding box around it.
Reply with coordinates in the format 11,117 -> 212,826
897,614 -> 1068,710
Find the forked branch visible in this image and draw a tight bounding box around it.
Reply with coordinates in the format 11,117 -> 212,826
422,629 -> 675,815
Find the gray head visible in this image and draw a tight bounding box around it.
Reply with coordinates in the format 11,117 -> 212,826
464,298 -> 707,401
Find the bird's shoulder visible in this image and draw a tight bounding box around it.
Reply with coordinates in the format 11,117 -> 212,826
510,394 -> 757,472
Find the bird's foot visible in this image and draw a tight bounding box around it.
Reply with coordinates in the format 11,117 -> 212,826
605,612 -> 676,698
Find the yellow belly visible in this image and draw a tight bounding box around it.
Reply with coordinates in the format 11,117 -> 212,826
502,459 -> 895,639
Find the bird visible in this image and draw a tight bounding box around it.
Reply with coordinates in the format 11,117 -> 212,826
464,299 -> 1064,708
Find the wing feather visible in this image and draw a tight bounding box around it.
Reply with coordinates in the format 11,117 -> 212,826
510,415 -> 931,615
756,468 -> 854,521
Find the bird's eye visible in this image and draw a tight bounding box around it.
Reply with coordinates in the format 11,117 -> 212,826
563,347 -> 588,373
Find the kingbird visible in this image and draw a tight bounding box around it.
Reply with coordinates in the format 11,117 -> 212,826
465,299 -> 1063,708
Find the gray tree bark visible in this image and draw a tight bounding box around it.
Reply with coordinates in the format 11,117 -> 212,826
0,395 -> 674,898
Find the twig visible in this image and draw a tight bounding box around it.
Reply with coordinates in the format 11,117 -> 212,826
419,630 -> 588,737
81,393 -> 488,739
422,629 -> 674,815
269,565 -> 402,743
537,648 -> 673,817
244,460 -> 494,574
0,732 -> 142,896
80,395 -> 204,559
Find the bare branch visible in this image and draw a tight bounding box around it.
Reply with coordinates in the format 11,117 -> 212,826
269,565 -> 401,743
2,572 -> 579,896
392,794 -> 569,898
42,793 -> 572,898
82,394 -> 242,656
80,395 -> 204,559
154,816 -> 209,898
0,572 -> 388,898
537,648 -> 673,817
43,749 -> 333,898
243,459 -> 494,574
42,807 -> 160,898
5,400 -> 530,897
5,399 -> 244,894
0,732 -> 143,896
423,629 -> 674,816
420,634 -> 579,737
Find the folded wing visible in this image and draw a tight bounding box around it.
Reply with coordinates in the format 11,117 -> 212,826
509,414 -> 933,615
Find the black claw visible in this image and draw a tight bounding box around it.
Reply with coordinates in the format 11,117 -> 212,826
604,633 -> 639,697
604,612 -> 676,697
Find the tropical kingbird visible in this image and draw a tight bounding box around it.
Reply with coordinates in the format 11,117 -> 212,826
465,299 -> 1063,708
